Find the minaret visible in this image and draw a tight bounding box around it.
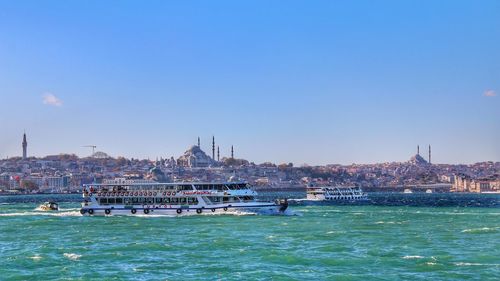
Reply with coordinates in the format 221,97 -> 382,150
428,145 -> 431,164
417,145 -> 420,155
231,145 -> 234,159
22,132 -> 27,160
197,137 -> 200,147
217,146 -> 220,162
212,136 -> 215,160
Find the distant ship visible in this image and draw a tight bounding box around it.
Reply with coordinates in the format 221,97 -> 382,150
290,185 -> 368,205
79,181 -> 288,216
305,186 -> 368,201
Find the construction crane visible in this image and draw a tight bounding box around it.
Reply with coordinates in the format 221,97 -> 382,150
83,145 -> 97,156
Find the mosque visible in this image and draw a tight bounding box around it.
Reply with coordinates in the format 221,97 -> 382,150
176,136 -> 234,168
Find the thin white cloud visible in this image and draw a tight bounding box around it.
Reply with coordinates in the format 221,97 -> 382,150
483,90 -> 496,97
42,93 -> 63,106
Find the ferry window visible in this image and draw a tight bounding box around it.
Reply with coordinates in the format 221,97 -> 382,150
171,198 -> 179,204
108,198 -> 116,204
188,197 -> 196,204
164,197 -> 170,203
147,198 -> 154,204
182,185 -> 193,190
211,197 -> 220,202
156,198 -> 163,204
100,198 -> 107,205
139,197 -> 146,203
223,197 -> 229,202
132,197 -> 138,203
116,198 -> 123,204
180,198 -> 187,204
124,198 -> 131,204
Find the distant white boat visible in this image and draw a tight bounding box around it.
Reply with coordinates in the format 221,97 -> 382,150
403,189 -> 413,194
425,189 -> 433,193
299,186 -> 368,202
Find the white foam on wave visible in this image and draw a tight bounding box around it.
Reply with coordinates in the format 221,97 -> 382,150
325,230 -> 346,234
376,221 -> 393,224
402,255 -> 424,259
29,254 -> 42,261
461,227 -> 499,233
63,253 -> 82,261
376,221 -> 406,225
454,262 -> 500,267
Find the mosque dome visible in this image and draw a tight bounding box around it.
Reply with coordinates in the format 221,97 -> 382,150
177,145 -> 215,168
409,154 -> 428,166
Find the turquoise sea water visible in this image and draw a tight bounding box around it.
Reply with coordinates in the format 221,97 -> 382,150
1,195 -> 499,280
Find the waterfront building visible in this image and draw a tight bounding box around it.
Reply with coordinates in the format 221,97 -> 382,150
453,174 -> 500,193
45,176 -> 70,190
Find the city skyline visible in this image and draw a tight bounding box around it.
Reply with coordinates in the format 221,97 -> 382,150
1,132 -> 495,166
1,1 -> 499,164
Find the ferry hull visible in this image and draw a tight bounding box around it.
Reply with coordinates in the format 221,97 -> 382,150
80,204 -> 286,216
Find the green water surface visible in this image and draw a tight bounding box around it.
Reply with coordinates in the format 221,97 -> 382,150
0,201 -> 499,280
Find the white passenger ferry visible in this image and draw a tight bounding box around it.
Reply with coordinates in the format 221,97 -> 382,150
305,186 -> 368,201
80,181 -> 288,216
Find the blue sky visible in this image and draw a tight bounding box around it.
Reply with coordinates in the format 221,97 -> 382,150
0,0 -> 499,165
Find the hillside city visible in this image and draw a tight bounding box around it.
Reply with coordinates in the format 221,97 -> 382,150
1,134 -> 499,194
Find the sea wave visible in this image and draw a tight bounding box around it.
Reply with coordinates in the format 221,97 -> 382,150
29,255 -> 43,261
461,227 -> 499,234
375,221 -> 407,225
402,255 -> 424,259
63,253 -> 82,261
454,262 -> 500,267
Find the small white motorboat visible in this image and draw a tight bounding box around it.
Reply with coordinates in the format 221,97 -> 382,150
39,201 -> 59,211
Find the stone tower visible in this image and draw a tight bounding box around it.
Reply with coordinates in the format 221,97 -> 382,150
22,132 -> 27,160
428,145 -> 431,164
212,136 -> 215,160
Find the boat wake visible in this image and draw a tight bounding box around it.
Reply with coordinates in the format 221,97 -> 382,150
0,208 -> 82,217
